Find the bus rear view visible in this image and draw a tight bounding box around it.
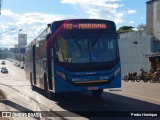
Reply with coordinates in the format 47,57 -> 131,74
26,19 -> 121,97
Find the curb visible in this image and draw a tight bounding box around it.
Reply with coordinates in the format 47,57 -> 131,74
0,89 -> 6,100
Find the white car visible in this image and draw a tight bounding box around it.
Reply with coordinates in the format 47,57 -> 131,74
1,61 -> 5,65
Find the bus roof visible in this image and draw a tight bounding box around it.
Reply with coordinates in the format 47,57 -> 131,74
26,19 -> 116,47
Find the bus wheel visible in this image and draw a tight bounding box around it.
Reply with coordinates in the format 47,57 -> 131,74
30,73 -> 34,91
91,89 -> 103,97
44,74 -> 52,100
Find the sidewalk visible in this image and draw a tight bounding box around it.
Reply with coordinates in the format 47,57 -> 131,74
0,89 -> 13,120
0,88 -> 7,111
0,89 -> 6,100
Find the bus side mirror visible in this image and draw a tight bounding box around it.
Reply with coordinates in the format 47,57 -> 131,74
43,59 -> 47,68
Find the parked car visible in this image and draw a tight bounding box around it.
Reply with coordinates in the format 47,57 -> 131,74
17,62 -> 20,67
1,67 -> 6,72
20,62 -> 24,69
13,61 -> 19,66
1,61 -> 5,65
13,61 -> 17,66
1,67 -> 8,73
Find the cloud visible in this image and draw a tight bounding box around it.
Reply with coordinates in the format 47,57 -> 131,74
129,21 -> 134,24
0,0 -> 138,48
0,24 -> 9,30
127,10 -> 136,14
2,9 -> 21,19
0,9 -> 66,47
59,0 -> 124,24
1,9 -> 65,27
0,34 -> 18,48
60,0 -> 120,4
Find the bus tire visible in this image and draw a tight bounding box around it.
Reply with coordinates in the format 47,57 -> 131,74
44,74 -> 52,100
30,72 -> 34,91
91,89 -> 103,97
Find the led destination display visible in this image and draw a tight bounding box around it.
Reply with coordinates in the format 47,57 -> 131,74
63,23 -> 107,29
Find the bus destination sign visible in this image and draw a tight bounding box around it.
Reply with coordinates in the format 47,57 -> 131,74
63,23 -> 107,29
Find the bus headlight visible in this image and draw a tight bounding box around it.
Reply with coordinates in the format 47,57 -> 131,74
114,67 -> 120,77
56,71 -> 66,80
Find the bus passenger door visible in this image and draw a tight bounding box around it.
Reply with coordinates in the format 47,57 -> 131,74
51,48 -> 55,91
47,46 -> 53,90
33,45 -> 36,85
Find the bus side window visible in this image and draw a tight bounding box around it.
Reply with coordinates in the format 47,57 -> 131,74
55,39 -> 64,62
43,59 -> 47,68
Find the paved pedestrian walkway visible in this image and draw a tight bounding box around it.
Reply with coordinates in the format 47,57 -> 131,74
0,89 -> 6,100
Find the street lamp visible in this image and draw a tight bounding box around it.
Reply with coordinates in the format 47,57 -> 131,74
0,28 -> 17,59
0,28 -> 16,34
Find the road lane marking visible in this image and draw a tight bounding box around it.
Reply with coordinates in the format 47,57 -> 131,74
120,92 -> 160,102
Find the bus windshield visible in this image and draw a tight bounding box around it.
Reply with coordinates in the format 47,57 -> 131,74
55,31 -> 117,63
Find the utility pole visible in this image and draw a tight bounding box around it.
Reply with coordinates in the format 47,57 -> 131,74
0,28 -> 16,34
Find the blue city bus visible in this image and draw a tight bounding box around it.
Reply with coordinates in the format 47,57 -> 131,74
25,19 -> 121,98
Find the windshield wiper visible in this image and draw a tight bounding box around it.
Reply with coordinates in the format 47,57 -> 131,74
92,30 -> 102,47
69,32 -> 81,50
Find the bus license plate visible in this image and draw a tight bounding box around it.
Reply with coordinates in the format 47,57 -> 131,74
87,87 -> 98,90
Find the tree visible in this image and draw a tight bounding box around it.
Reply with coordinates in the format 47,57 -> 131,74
0,48 -> 11,59
137,23 -> 146,31
117,26 -> 134,34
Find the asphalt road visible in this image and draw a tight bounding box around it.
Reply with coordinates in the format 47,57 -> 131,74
0,59 -> 160,120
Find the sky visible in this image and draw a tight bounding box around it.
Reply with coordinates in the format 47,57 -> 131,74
0,0 -> 147,48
